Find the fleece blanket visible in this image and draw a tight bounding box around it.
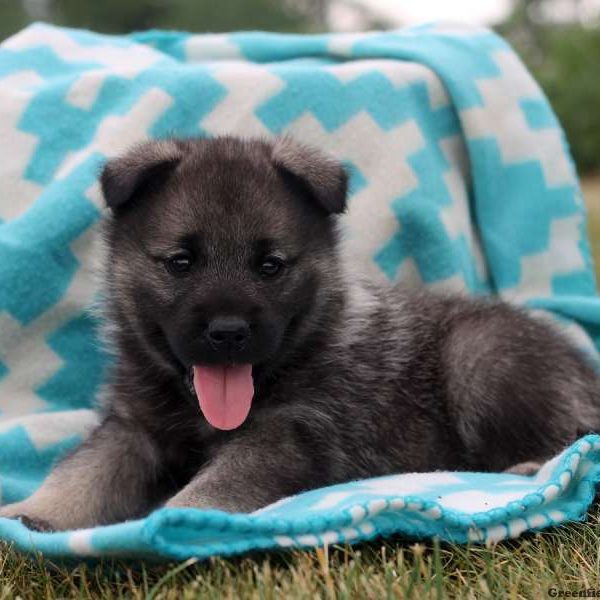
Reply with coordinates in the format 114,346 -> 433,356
1,22 -> 600,561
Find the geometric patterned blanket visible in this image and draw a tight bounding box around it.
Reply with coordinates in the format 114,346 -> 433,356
1,22 -> 599,560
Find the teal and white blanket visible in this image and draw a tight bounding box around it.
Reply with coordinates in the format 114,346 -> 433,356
1,22 -> 600,561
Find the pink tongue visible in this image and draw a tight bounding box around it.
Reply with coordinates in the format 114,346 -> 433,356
193,364 -> 254,430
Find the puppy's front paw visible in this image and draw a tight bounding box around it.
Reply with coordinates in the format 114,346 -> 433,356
0,503 -> 55,532
17,515 -> 55,532
165,491 -> 244,513
0,502 -> 26,520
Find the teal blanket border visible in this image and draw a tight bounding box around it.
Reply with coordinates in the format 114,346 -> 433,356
0,435 -> 598,560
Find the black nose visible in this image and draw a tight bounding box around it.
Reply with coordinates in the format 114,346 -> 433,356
206,317 -> 250,349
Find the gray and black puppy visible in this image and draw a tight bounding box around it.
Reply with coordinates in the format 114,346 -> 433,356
2,136 -> 600,531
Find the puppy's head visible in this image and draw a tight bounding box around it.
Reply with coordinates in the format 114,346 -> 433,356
100,136 -> 347,430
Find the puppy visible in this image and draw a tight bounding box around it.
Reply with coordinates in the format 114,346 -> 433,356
2,136 -> 599,532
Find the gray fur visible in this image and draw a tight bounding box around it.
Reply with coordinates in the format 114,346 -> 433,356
2,136 -> 599,531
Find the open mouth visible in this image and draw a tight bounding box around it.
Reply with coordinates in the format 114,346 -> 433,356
186,364 -> 254,431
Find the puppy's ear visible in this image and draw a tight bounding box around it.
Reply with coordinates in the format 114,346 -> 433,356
100,140 -> 182,210
271,136 -> 348,215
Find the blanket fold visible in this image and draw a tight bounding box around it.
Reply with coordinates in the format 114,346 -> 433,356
1,21 -> 599,560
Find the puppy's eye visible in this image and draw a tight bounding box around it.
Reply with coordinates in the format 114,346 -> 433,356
259,256 -> 285,279
165,251 -> 193,276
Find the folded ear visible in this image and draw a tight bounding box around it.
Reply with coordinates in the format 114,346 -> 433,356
271,136 -> 348,215
100,140 -> 183,210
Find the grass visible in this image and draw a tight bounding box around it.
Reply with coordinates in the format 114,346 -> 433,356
583,173 -> 600,282
1,176 -> 600,598
2,510 -> 600,598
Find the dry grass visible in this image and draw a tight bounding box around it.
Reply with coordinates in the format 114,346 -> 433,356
583,174 -> 600,281
2,510 -> 600,599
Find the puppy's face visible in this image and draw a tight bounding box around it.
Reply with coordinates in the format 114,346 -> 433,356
101,137 -> 347,429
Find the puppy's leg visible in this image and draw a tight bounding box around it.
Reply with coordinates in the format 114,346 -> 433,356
0,416 -> 165,531
165,414 -> 324,513
443,303 -> 599,472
